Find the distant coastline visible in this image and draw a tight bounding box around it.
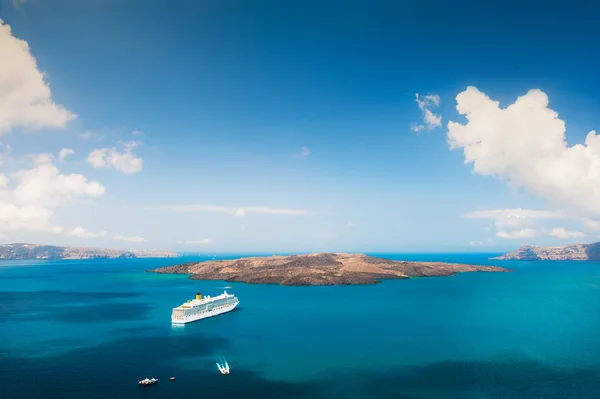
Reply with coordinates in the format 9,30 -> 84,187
0,243 -> 180,260
493,242 -> 600,261
149,252 -> 510,286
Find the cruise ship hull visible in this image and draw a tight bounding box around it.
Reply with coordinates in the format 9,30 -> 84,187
171,300 -> 239,324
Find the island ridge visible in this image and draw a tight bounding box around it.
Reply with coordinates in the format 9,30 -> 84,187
0,243 -> 180,260
149,252 -> 509,286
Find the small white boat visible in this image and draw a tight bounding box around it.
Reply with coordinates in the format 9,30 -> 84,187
139,377 -> 158,386
216,361 -> 230,375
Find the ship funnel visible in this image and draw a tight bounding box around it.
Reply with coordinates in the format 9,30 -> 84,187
196,293 -> 202,300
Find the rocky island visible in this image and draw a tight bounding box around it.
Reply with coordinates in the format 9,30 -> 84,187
493,242 -> 600,261
148,252 -> 509,286
0,243 -> 180,260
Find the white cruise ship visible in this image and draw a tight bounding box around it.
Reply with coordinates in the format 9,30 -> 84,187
171,291 -> 239,324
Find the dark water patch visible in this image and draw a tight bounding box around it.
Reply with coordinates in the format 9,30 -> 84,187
0,333 -> 232,399
356,358 -> 599,399
15,302 -> 153,323
109,325 -> 165,336
0,291 -> 142,322
2,342 -> 598,399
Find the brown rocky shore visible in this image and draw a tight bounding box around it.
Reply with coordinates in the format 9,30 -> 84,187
148,252 -> 510,286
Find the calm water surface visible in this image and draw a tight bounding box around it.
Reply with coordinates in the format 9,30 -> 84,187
1,253 -> 600,398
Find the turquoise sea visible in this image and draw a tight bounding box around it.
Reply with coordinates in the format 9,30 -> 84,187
1,253 -> 600,398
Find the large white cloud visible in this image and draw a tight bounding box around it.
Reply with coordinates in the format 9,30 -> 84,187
11,162 -> 104,207
0,156 -> 105,234
87,141 -> 143,174
448,87 -> 600,217
0,202 -> 63,233
0,19 -> 75,134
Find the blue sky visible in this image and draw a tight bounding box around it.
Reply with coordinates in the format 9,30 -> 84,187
1,0 -> 600,252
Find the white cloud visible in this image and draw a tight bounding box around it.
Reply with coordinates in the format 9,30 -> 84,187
346,221 -> 355,228
87,141 -> 143,174
0,144 -> 12,166
0,19 -> 75,134
465,209 -> 563,220
132,129 -> 144,136
181,238 -> 213,245
448,87 -> 600,217
69,227 -> 107,239
0,202 -> 63,233
11,161 -> 104,207
0,155 -> 105,235
79,131 -> 104,141
292,146 -> 310,159
411,93 -> 442,132
58,148 -> 74,161
468,239 -> 492,246
583,219 -> 600,231
0,174 -> 8,188
128,204 -> 313,217
465,208 -> 591,240
549,227 -> 585,239
113,234 -> 148,243
496,228 -> 539,239
464,208 -> 562,240
29,153 -> 54,165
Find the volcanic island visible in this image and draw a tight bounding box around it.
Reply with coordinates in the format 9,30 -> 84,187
148,252 -> 510,286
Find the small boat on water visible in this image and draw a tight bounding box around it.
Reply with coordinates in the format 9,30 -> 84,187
139,377 -> 158,386
216,361 -> 230,375
224,286 -> 232,289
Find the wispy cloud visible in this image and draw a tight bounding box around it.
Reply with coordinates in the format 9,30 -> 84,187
126,204 -> 313,217
113,234 -> 148,243
496,228 -> 538,239
411,93 -> 442,132
549,227 -> 585,239
292,146 -> 310,159
468,239 -> 492,246
179,238 -> 213,245
79,131 -> 104,141
464,209 -> 563,220
464,208 -> 564,239
69,227 -> 107,239
87,141 -> 143,174
58,148 -> 75,161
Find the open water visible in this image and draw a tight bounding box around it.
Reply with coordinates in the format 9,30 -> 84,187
1,253 -> 600,398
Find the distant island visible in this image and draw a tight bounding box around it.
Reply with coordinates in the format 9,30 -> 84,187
148,252 -> 510,286
0,243 -> 180,260
493,242 -> 600,261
